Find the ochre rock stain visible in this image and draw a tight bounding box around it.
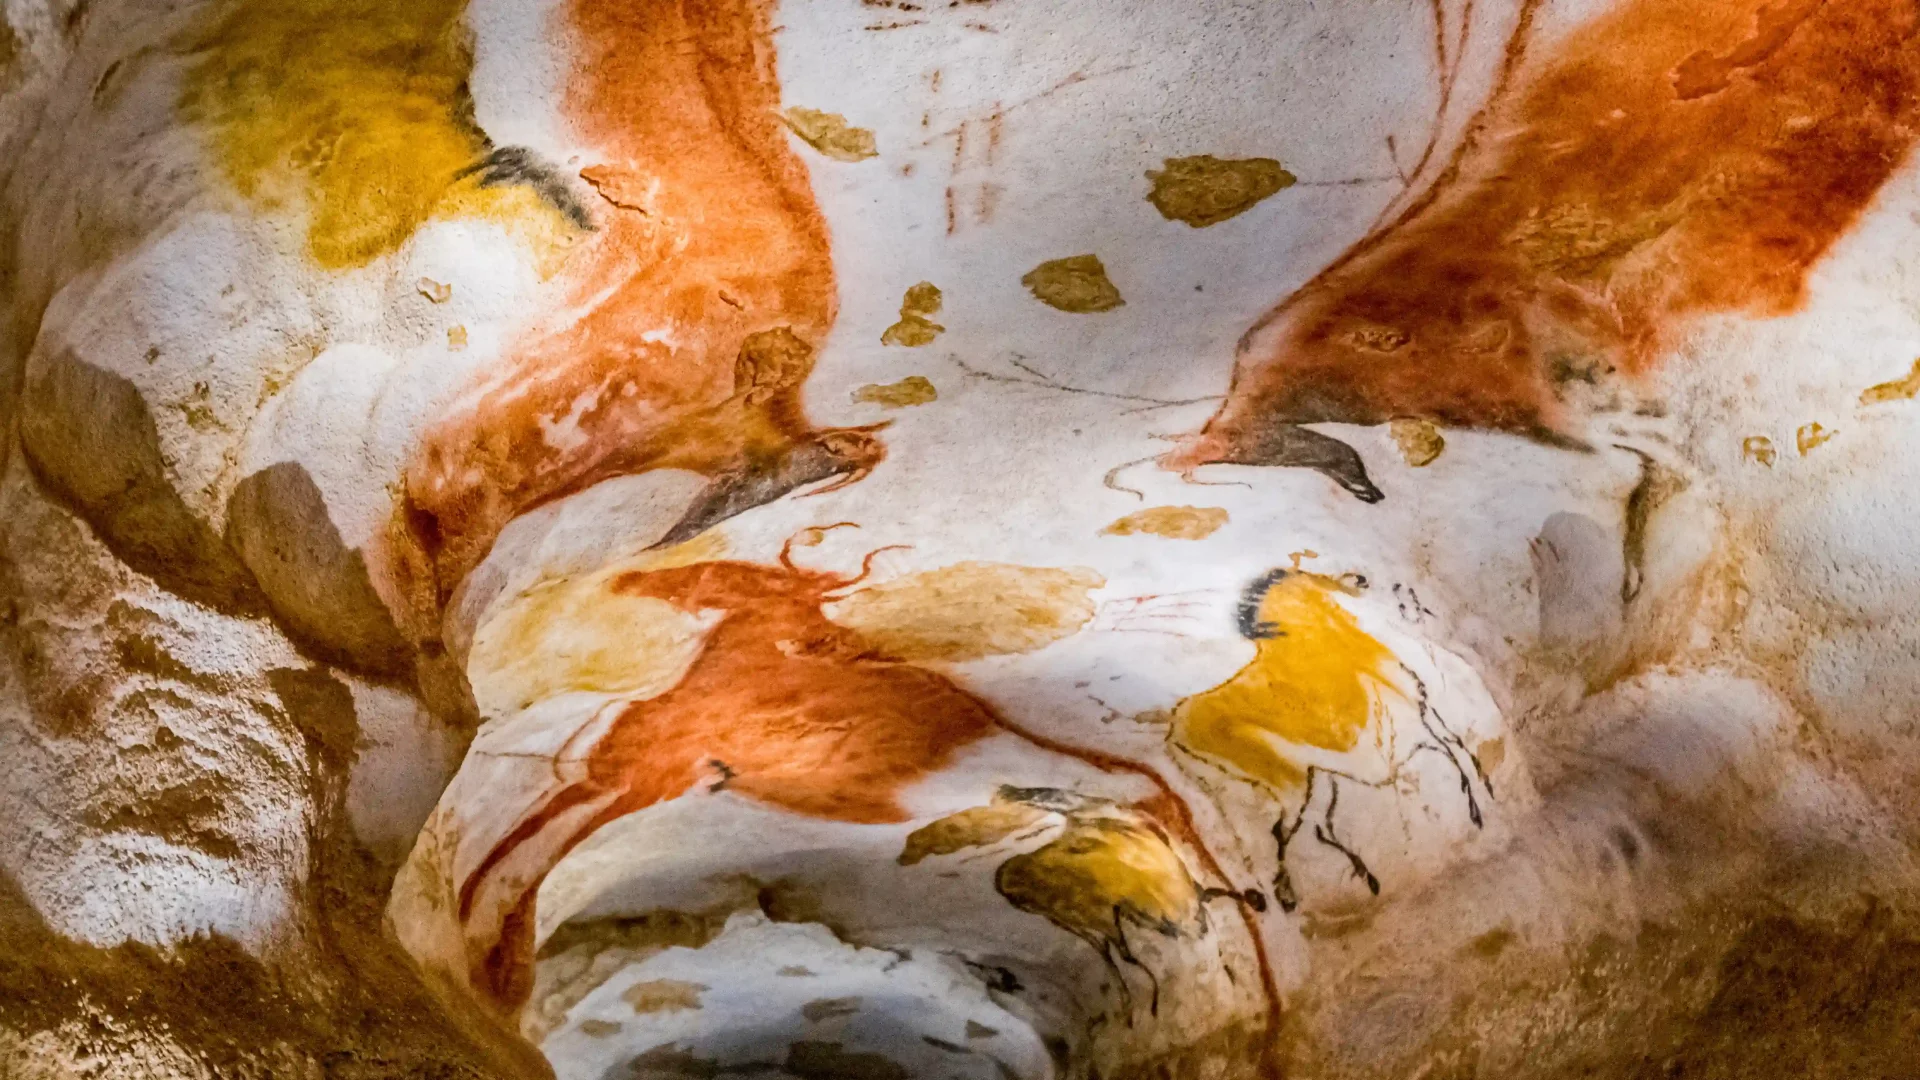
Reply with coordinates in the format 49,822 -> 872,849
1169,0 -> 1920,479
398,0 -> 881,610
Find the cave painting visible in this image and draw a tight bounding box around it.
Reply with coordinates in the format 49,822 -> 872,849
880,282 -> 946,347
22,0 -> 1920,1075
180,0 -> 588,270
900,787 -> 1220,1022
449,536 -> 1283,1052
395,0 -> 884,613
452,537 -> 1159,1010
1167,565 -> 1487,910
1166,0 -> 1920,500
1145,155 -> 1296,228
994,797 -> 1205,1019
1023,255 -> 1125,314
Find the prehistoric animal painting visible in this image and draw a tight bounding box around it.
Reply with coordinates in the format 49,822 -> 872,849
1165,0 -> 1920,500
900,787 -> 1222,1022
456,538 -> 999,1008
179,0 -> 589,270
450,535 -> 1242,1014
992,797 -> 1204,1020
396,0 -> 886,609
1166,565 -> 1487,910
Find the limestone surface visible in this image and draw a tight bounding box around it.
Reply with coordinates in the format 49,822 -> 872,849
5,1 -> 1920,1078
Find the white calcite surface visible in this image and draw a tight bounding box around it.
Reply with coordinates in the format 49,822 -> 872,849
4,1 -> 1920,1078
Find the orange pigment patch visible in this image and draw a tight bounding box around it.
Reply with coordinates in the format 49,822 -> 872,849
397,0 -> 880,610
1172,0 -> 1920,473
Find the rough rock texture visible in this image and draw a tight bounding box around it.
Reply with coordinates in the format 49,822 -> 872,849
4,0 -> 1920,1078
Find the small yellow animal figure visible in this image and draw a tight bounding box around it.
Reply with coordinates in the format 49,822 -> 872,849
1169,563 -> 1482,910
1173,568 -> 1396,785
994,809 -> 1202,1017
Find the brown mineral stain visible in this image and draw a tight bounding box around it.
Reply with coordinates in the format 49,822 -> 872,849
786,1042 -> 908,1080
900,281 -> 942,317
1390,417 -> 1446,467
1477,736 -> 1507,776
1621,449 -> 1687,603
418,278 -> 453,304
1860,359 -> 1920,405
1146,155 -> 1295,228
447,325 -> 468,350
1101,506 -> 1229,541
1469,925 -> 1518,959
178,0 -> 578,269
898,800 -> 1049,865
0,22 -> 16,89
781,107 -> 879,162
881,282 -> 945,346
851,376 -> 938,408
0,893 -> 546,1080
82,774 -> 244,862
623,978 -> 707,1014
1170,0 -> 1920,485
1796,421 -> 1834,454
823,562 -> 1104,662
800,997 -> 861,1022
397,0 -> 882,610
755,877 -> 845,933
627,1046 -> 728,1078
1742,435 -> 1778,465
1022,255 -> 1124,313
578,1018 -> 622,1038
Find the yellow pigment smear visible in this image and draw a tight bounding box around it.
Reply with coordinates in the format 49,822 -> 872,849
1390,417 -> 1446,467
780,107 -> 878,162
898,801 -> 1047,865
1102,506 -> 1228,540
851,376 -> 938,408
823,562 -> 1104,663
881,281 -> 945,346
464,534 -> 730,714
179,0 -> 571,269
1170,572 -> 1398,792
1861,359 -> 1920,405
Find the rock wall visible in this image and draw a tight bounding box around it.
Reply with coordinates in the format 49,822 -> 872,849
4,1 -> 1920,1077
